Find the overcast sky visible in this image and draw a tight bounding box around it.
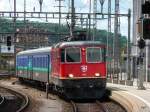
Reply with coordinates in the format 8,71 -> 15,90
0,0 -> 133,36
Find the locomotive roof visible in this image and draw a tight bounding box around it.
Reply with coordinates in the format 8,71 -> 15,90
54,41 -> 104,48
17,47 -> 52,55
17,41 -> 104,55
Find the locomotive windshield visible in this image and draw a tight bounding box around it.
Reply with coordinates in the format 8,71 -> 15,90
65,47 -> 81,63
86,47 -> 102,62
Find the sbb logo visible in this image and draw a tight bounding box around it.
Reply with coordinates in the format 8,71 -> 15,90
80,65 -> 88,72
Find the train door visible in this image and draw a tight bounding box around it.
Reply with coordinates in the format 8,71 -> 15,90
16,56 -> 19,77
28,56 -> 33,79
42,55 -> 50,82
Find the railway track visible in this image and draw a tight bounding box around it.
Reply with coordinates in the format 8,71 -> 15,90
70,100 -> 110,112
0,95 -> 5,106
0,86 -> 29,112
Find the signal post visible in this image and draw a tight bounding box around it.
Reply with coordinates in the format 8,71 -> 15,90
137,38 -> 145,90
137,0 -> 150,89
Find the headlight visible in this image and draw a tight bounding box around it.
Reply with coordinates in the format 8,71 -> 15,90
68,74 -> 74,78
95,73 -> 100,77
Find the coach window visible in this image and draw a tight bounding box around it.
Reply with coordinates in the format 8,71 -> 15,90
43,57 -> 45,68
41,57 -> 43,68
40,57 -> 42,67
86,47 -> 102,63
45,57 -> 47,67
34,58 -> 36,67
37,57 -> 39,67
66,47 -> 81,63
36,57 -> 38,67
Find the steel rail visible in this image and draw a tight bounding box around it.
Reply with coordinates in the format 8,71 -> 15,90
0,86 -> 29,112
70,101 -> 77,112
96,100 -> 110,112
70,100 -> 111,112
0,95 -> 5,106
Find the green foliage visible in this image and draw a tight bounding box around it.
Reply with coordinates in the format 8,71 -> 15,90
0,18 -> 127,48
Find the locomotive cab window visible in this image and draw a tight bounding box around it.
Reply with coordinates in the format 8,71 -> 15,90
61,49 -> 65,62
102,48 -> 106,62
86,47 -> 102,63
65,47 -> 81,63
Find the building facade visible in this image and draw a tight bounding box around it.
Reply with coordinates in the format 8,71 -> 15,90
16,27 -> 49,50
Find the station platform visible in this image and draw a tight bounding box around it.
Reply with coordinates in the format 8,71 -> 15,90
107,82 -> 150,112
